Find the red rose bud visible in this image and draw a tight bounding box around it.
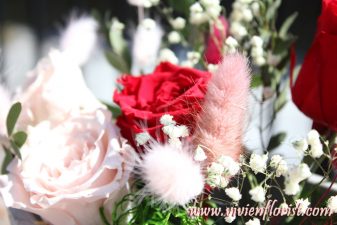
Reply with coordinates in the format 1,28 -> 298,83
291,0 -> 337,132
113,62 -> 211,148
204,16 -> 229,64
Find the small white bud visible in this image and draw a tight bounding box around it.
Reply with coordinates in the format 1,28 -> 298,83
194,145 -> 207,161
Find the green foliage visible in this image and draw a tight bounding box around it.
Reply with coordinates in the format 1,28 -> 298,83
251,75 -> 263,88
1,146 -> 13,174
6,102 -> 22,136
110,194 -> 209,225
279,12 -> 298,39
12,131 -> 27,148
102,101 -> 122,119
1,102 -> 27,173
167,0 -> 196,17
106,51 -> 131,74
267,132 -> 286,151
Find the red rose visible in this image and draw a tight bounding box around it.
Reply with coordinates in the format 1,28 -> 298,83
113,62 -> 211,147
204,16 -> 228,64
291,0 -> 337,132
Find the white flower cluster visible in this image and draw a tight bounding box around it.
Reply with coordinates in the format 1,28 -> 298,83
224,36 -> 239,54
135,114 -> 189,147
135,132 -> 152,146
181,51 -> 201,67
327,195 -> 337,213
167,31 -> 181,44
249,153 -> 268,174
293,129 -> 324,158
284,163 -> 311,195
231,0 -> 253,23
159,48 -> 179,64
245,217 -> 260,225
250,36 -> 266,66
207,64 -> 219,73
206,155 -> 240,188
249,186 -> 266,203
194,145 -> 207,161
229,0 -> 257,40
141,18 -> 156,30
189,0 -> 222,25
270,155 -> 288,177
160,114 -> 189,148
170,17 -> 186,30
225,187 -> 242,202
295,198 -> 311,214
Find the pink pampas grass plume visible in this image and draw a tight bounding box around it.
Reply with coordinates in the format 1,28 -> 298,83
193,53 -> 251,163
139,141 -> 204,206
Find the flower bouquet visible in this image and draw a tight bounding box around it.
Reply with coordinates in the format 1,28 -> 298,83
1,0 -> 337,225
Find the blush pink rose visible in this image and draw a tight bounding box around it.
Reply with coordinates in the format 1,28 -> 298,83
0,86 -> 11,225
0,49 -> 135,225
0,109 -> 134,225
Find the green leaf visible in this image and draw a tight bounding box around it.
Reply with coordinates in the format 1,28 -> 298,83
267,132 -> 286,151
6,102 -> 22,136
10,140 -> 21,159
279,12 -> 298,38
109,20 -> 127,56
12,131 -> 27,148
273,35 -> 297,55
251,75 -> 263,88
102,102 -> 122,119
1,146 -> 13,174
266,0 -> 282,21
105,51 -> 130,74
168,0 -> 196,17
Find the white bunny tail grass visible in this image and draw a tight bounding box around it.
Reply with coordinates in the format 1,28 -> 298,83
137,141 -> 204,206
60,15 -> 98,65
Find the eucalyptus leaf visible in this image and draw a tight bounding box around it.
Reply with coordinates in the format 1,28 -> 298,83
10,140 -> 21,159
267,132 -> 286,151
6,102 -> 22,136
13,131 -> 27,148
1,146 -> 13,174
106,51 -> 130,74
279,12 -> 298,38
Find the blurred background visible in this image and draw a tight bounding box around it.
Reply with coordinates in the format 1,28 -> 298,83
0,0 -> 321,89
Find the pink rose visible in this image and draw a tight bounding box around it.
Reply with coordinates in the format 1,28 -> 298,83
0,50 -> 134,225
0,85 -> 10,134
0,109 -> 134,225
0,86 -> 12,225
